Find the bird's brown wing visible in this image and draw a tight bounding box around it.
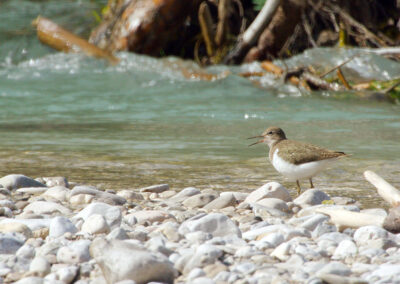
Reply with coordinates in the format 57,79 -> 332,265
276,140 -> 346,165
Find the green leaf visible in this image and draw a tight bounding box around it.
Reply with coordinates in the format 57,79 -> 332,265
253,0 -> 266,11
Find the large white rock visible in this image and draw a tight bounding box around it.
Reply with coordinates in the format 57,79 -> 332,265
73,202 -> 121,229
182,193 -> 217,208
23,201 -> 71,215
182,244 -> 223,274
179,213 -> 241,238
0,174 -> 46,190
255,198 -> 290,212
203,193 -> 236,210
49,216 -> 77,238
332,240 -> 358,259
57,240 -> 91,264
90,238 -> 176,284
245,182 -> 291,203
81,214 -> 110,234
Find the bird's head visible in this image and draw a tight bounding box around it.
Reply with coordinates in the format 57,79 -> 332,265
248,126 -> 286,148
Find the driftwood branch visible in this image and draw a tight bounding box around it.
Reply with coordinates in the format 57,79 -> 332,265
364,170 -> 400,207
316,208 -> 385,231
32,16 -> 119,65
215,0 -> 230,47
223,0 -> 281,64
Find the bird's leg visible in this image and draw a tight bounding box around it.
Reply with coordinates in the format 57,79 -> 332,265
309,178 -> 314,188
296,180 -> 301,196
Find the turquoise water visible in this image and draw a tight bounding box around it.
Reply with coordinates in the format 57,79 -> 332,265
1,0 -> 400,206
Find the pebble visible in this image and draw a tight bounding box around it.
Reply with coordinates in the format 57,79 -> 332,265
0,233 -> 25,254
203,193 -> 236,210
140,184 -> 170,193
42,186 -> 69,202
29,256 -> 51,277
23,201 -> 71,215
73,202 -> 121,229
0,222 -> 33,239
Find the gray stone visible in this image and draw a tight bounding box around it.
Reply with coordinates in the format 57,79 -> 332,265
73,202 -> 121,229
140,184 -> 169,193
189,277 -> 215,284
117,190 -> 144,201
57,240 -> 91,264
179,213 -> 241,238
0,233 -> 24,254
49,216 -> 77,238
187,268 -> 206,281
0,199 -> 16,210
300,214 -> 329,231
0,174 -> 46,190
245,182 -> 292,203
203,193 -> 236,210
255,232 -> 285,249
251,203 -> 289,218
107,227 -> 129,240
294,189 -> 331,207
90,238 -> 176,284
220,191 -> 248,202
69,186 -> 126,205
182,193 -> 218,208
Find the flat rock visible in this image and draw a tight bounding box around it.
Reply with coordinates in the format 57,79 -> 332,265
116,190 -> 144,201
73,202 -> 121,229
69,186 -> 126,205
140,184 -> 169,193
0,218 -> 51,231
0,174 -> 46,190
23,201 -> 71,215
203,193 -> 236,210
90,238 -> 176,284
294,189 -> 331,207
126,210 -> 175,225
245,182 -> 292,203
179,213 -> 241,238
183,193 -> 218,208
172,187 -> 201,201
0,222 -> 32,239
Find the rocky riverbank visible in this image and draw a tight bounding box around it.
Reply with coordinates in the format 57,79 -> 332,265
0,173 -> 399,284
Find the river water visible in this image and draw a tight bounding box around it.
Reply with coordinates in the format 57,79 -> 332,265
1,0 -> 399,207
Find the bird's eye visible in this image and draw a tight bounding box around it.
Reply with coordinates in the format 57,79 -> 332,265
268,131 -> 273,135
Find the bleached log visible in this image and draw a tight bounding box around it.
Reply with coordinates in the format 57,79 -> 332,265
364,170 -> 400,207
316,208 -> 385,231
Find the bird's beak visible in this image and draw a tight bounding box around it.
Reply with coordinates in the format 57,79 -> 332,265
247,135 -> 264,147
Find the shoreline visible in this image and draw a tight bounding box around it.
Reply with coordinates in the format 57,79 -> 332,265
0,173 -> 399,283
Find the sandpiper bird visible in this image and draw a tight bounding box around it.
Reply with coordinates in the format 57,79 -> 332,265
248,126 -> 347,195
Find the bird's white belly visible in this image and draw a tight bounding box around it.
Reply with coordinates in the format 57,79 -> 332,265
271,149 -> 334,181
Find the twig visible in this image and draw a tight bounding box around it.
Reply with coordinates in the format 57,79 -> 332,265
215,0 -> 230,47
319,55 -> 357,78
198,2 -> 216,57
336,68 -> 351,90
